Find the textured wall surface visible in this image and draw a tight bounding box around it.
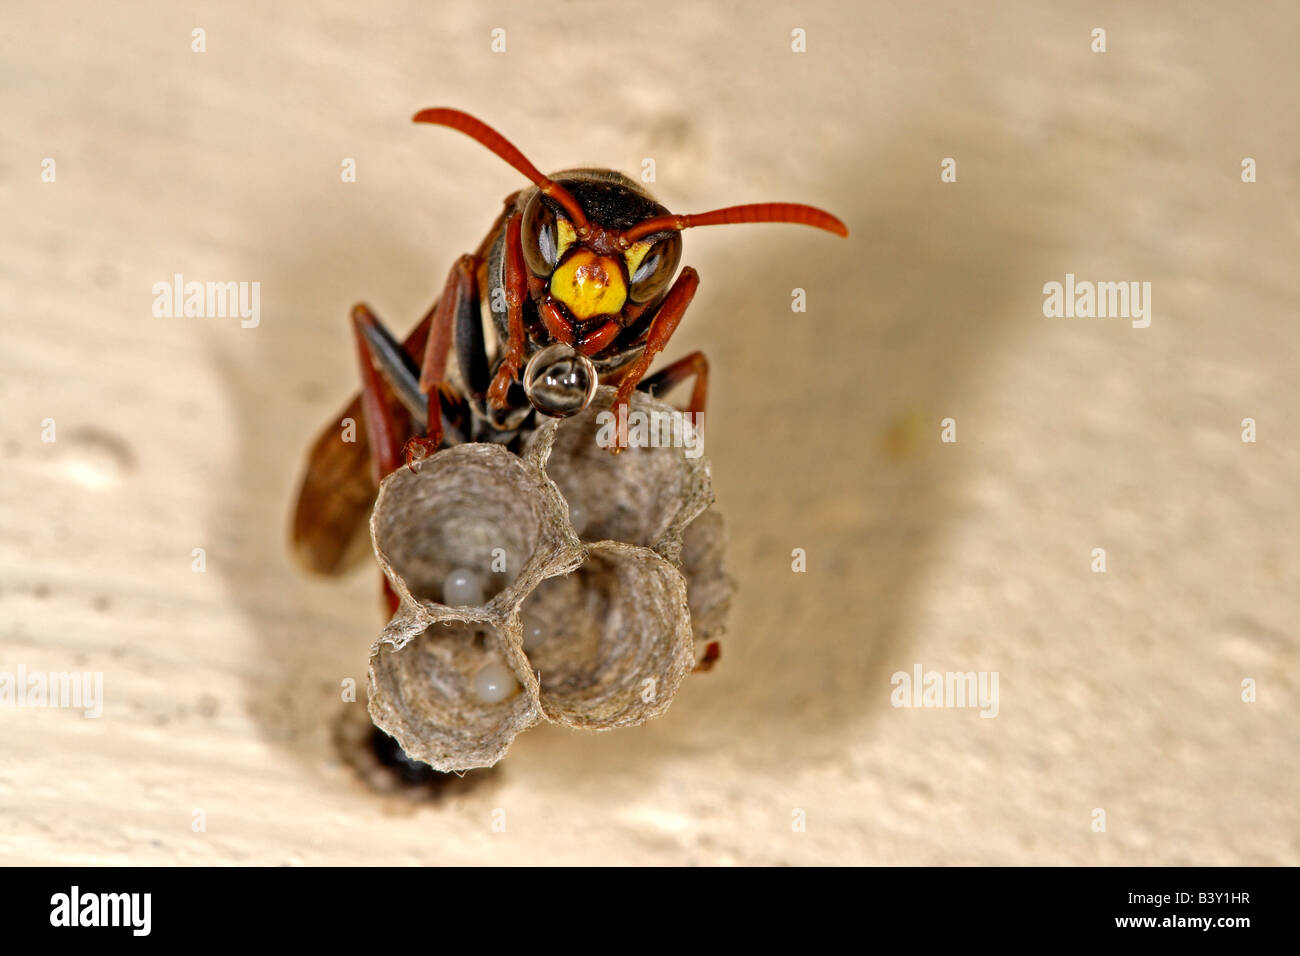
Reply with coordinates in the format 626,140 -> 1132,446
2,1 -> 1296,864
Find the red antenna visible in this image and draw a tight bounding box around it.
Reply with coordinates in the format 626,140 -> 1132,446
413,108 -> 591,235
623,202 -> 848,243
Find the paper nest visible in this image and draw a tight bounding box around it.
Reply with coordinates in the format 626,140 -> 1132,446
366,388 -> 733,772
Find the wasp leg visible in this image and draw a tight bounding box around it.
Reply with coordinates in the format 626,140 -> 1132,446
487,213 -> 527,409
350,303 -> 410,615
609,267 -> 700,453
290,305 -> 440,577
355,310 -> 425,419
694,641 -> 721,673
637,349 -> 709,417
409,254 -> 481,464
351,304 -> 407,480
356,308 -> 470,445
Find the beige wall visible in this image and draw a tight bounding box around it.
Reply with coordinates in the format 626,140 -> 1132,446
2,1 -> 1296,864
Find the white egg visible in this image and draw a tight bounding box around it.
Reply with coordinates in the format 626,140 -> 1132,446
473,661 -> 516,703
567,502 -> 588,536
442,567 -> 484,606
522,613 -> 547,652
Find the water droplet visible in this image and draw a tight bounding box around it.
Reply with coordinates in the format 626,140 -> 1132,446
523,343 -> 597,418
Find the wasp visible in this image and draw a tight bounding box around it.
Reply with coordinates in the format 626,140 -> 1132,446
291,108 -> 847,594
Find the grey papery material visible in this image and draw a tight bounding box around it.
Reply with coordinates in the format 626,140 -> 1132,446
367,388 -> 733,772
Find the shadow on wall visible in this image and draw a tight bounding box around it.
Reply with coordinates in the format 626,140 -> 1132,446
208,101 -> 1055,787
695,133 -> 1052,754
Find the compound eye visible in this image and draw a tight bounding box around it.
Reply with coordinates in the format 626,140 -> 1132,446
521,193 -> 559,276
523,343 -> 598,418
627,234 -> 681,303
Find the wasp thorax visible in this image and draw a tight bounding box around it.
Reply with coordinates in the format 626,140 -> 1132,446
524,343 -> 598,418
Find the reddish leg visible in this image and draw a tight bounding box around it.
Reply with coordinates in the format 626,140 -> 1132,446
351,304 -> 405,479
694,641 -> 721,673
350,303 -> 406,614
610,267 -> 700,452
637,350 -> 709,417
487,213 -> 527,408
407,254 -> 479,465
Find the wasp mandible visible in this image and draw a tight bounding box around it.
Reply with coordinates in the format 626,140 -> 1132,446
292,108 -> 847,583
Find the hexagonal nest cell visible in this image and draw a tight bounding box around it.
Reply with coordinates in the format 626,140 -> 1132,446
365,388 -> 733,772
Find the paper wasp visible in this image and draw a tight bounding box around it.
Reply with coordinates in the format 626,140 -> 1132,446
291,108 -> 847,592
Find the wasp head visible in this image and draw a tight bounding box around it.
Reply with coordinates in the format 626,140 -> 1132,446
519,172 -> 682,355
411,107 -> 847,416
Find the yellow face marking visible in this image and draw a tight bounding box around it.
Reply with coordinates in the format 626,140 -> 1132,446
556,219 -> 578,261
549,249 -> 628,320
623,241 -> 654,280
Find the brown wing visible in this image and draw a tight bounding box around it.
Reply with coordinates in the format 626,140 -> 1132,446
289,310 -> 432,575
